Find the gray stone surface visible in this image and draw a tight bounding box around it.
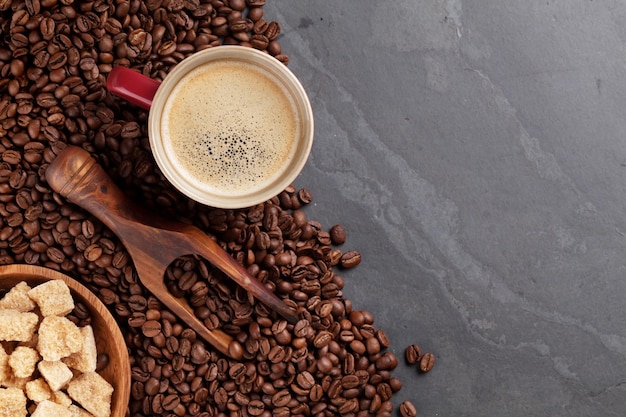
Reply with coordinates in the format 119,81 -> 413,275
266,1 -> 626,415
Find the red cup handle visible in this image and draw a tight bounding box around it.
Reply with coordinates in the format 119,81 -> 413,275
106,66 -> 161,110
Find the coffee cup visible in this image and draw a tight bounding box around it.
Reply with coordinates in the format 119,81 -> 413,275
106,46 -> 314,209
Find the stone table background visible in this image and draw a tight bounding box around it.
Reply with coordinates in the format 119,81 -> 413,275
266,1 -> 626,415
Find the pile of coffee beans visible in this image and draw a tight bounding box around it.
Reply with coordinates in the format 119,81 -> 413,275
0,0 -> 431,416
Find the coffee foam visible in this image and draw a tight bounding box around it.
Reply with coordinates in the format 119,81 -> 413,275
161,60 -> 298,195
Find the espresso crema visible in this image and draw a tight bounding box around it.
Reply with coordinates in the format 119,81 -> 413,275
161,60 -> 298,195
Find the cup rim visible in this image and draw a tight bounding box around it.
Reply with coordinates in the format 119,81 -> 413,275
148,46 -> 314,209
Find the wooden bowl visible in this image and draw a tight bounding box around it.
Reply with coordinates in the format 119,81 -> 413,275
0,264 -> 130,417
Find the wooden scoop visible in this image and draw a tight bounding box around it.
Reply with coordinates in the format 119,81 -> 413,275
45,146 -> 298,359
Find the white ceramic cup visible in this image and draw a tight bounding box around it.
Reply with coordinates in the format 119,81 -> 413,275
107,46 -> 314,209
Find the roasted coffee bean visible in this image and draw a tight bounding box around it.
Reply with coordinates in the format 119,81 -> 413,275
128,294 -> 148,311
48,51 -> 67,69
296,370 -> 315,390
33,49 -> 50,68
190,342 -> 209,364
247,399 -> 264,416
250,34 -> 269,50
178,270 -> 197,291
376,351 -> 398,370
268,40 -> 282,56
376,329 -> 391,348
343,353 -> 355,375
267,345 -> 286,363
264,21 -> 281,40
228,362 -> 246,380
400,400 -> 417,417
178,337 -> 193,356
84,243 -> 103,261
419,352 -> 435,373
405,344 -> 422,364
2,149 -> 22,165
214,387 -> 228,408
96,354 -> 109,372
330,224 -> 347,245
377,382 -> 393,402
99,288 -> 116,305
141,320 -> 162,338
389,376 -> 403,392
162,394 -> 180,411
145,377 -> 160,396
328,378 -> 342,399
339,397 -> 359,414
131,366 -> 150,383
131,381 -> 145,400
128,313 -> 147,328
366,335 -> 381,355
313,330 -> 333,348
61,94 -> 80,108
158,40 -> 177,56
275,54 -> 289,65
271,389 -> 291,407
293,319 -> 310,337
10,59 -> 25,77
341,250 -> 362,268
39,16 -> 55,38
309,384 -> 323,401
46,246 -> 65,263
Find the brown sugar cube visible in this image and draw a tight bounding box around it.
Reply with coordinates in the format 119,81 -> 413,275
1,375 -> 29,390
31,399 -> 71,417
67,372 -> 113,417
0,282 -> 36,312
51,390 -> 72,408
0,345 -> 9,386
24,378 -> 52,403
69,404 -> 97,417
8,346 -> 39,378
37,316 -> 82,361
63,325 -> 97,373
28,280 -> 74,317
0,310 -> 38,342
0,387 -> 27,417
37,361 -> 73,392
18,332 -> 39,350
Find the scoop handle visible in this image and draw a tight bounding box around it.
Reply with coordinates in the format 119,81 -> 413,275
106,66 -> 160,110
44,146 -> 130,225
